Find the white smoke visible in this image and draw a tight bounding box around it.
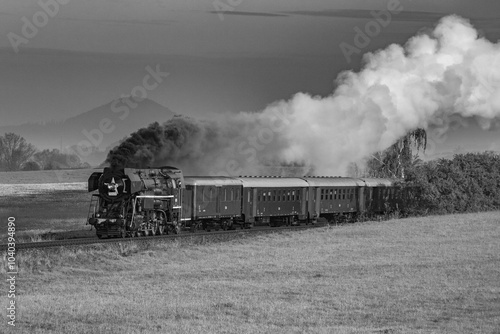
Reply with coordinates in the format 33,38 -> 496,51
244,14 -> 500,175
111,15 -> 500,176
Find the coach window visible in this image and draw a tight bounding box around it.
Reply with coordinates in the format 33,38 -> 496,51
273,190 -> 276,202
320,189 -> 324,200
329,189 -> 332,200
257,191 -> 261,202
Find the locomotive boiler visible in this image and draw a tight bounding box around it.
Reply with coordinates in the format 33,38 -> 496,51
87,166 -> 184,239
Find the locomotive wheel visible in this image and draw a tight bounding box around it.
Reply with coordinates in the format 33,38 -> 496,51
157,224 -> 165,235
173,224 -> 180,234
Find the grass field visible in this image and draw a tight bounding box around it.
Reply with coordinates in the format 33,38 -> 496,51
0,169 -> 96,241
0,178 -> 93,242
0,169 -> 94,184
2,211 -> 499,333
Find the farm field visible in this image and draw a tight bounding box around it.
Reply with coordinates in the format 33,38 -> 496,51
3,211 -> 499,333
0,168 -> 94,184
0,169 -> 95,242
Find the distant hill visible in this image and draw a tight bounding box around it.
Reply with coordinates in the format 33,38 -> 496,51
0,98 -> 175,166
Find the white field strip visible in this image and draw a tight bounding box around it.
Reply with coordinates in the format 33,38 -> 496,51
0,182 -> 87,196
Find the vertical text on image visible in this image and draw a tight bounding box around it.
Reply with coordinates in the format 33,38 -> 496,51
6,216 -> 17,327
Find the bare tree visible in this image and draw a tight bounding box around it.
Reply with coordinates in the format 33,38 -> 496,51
366,129 -> 427,178
0,133 -> 37,171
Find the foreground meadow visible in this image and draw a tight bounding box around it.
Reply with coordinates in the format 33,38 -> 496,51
2,211 -> 499,333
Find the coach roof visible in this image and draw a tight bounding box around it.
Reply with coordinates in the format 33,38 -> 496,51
183,177 -> 242,187
236,177 -> 309,188
301,177 -> 365,187
360,178 -> 395,187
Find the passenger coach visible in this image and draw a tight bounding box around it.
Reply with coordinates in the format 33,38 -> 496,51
237,177 -> 309,226
182,177 -> 243,231
301,177 -> 366,223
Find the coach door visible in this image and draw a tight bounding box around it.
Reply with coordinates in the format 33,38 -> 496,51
216,187 -> 222,218
358,186 -> 365,212
243,188 -> 257,222
307,187 -> 320,222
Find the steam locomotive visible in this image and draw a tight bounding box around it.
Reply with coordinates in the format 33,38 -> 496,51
87,166 -> 401,239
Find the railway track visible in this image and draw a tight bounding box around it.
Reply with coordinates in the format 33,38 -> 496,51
1,223 -> 326,251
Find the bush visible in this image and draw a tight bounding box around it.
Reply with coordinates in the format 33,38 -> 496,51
402,152 -> 500,215
22,161 -> 41,171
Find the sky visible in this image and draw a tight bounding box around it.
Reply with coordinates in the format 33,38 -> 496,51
0,0 -> 499,159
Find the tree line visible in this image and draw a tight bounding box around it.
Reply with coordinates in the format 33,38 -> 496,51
356,129 -> 500,215
400,152 -> 500,215
0,133 -> 89,171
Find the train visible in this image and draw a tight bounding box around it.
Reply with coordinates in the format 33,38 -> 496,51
87,166 -> 402,239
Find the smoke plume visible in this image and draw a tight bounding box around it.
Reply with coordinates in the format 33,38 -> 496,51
107,15 -> 500,176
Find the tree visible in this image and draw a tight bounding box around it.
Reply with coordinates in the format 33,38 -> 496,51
366,128 -> 427,178
22,161 -> 41,171
0,133 -> 37,171
346,162 -> 363,178
33,148 -> 86,170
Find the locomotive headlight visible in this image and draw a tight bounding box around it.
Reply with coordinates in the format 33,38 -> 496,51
95,213 -> 101,218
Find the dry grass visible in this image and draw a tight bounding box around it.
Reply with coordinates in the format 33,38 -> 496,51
2,211 -> 499,333
0,182 -> 86,196
0,169 -> 92,241
0,169 -> 93,184
0,186 -> 90,241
